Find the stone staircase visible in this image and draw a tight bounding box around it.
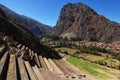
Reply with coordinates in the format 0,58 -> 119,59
0,43 -> 89,80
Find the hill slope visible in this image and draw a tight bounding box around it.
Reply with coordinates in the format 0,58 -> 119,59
0,7 -> 61,59
52,2 -> 120,42
0,4 -> 53,36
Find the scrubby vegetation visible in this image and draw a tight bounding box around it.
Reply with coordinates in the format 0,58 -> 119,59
78,46 -> 112,56
40,35 -> 120,69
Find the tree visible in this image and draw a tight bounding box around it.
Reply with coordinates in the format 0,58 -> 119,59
64,51 -> 68,54
70,37 -> 82,41
63,36 -> 68,41
52,36 -> 60,41
90,36 -> 98,42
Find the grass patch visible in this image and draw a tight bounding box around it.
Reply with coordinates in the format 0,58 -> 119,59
105,58 -> 118,62
66,56 -> 111,80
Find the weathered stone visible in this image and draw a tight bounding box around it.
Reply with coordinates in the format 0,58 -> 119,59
52,2 -> 120,42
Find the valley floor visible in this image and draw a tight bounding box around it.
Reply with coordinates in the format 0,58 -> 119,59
66,55 -> 120,80
40,37 -> 120,80
53,46 -> 120,80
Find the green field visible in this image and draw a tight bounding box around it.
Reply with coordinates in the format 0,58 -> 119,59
66,56 -> 113,80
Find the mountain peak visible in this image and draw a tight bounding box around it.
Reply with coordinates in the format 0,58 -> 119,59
62,2 -> 97,14
53,2 -> 120,42
64,2 -> 87,8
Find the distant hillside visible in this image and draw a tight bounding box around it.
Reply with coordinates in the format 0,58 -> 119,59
52,2 -> 120,42
0,4 -> 53,36
0,7 -> 61,59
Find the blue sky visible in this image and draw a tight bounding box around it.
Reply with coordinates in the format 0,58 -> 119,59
0,0 -> 120,26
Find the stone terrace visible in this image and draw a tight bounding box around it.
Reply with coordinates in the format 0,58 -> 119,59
0,42 -> 90,80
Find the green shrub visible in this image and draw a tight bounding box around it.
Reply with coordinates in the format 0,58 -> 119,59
64,51 -> 68,54
58,49 -> 61,52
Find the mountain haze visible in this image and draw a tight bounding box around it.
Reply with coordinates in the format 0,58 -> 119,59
0,4 -> 52,36
52,2 -> 120,42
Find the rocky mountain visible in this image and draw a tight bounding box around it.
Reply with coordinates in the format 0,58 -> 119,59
0,4 -> 53,36
52,2 -> 120,42
0,7 -> 61,59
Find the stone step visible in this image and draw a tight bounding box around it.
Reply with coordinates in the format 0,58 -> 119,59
0,51 -> 9,80
0,46 -> 7,59
59,59 -> 81,75
17,58 -> 29,80
6,54 -> 17,80
46,69 -> 69,80
48,59 -> 64,76
39,68 -> 53,80
24,61 -> 38,80
53,60 -> 69,74
43,58 -> 53,72
39,68 -> 69,80
38,56 -> 48,69
34,53 -> 40,67
32,65 -> 43,80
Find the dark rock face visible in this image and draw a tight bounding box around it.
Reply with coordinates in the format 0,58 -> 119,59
0,8 -> 6,17
0,4 -> 53,36
0,8 -> 61,59
52,2 -> 120,42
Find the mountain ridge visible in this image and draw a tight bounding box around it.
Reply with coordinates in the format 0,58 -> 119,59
0,7 -> 61,59
0,4 -> 53,36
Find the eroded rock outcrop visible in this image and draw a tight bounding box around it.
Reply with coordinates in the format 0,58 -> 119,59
52,2 -> 120,42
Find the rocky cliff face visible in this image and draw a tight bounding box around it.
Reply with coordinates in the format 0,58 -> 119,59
0,8 -> 61,59
0,4 -> 53,36
52,2 -> 120,42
